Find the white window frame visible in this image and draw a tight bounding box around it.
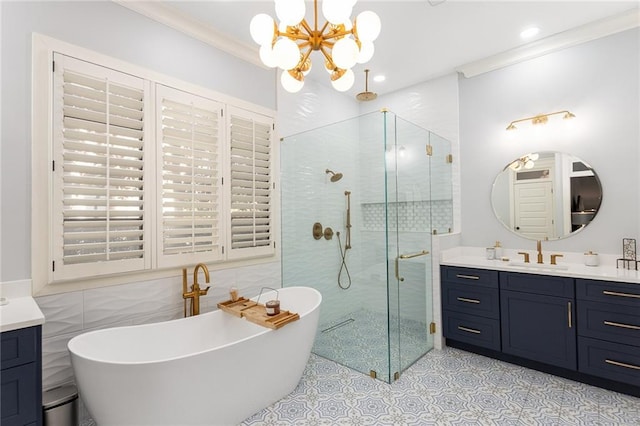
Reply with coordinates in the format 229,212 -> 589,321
32,34 -> 278,295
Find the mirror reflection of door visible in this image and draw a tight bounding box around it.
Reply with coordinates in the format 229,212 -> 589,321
514,181 -> 554,239
512,156 -> 555,239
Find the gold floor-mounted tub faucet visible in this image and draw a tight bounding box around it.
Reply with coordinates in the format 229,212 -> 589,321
182,263 -> 210,316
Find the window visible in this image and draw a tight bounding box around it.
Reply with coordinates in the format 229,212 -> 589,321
34,37 -> 277,291
51,54 -> 151,281
227,107 -> 275,259
156,85 -> 224,268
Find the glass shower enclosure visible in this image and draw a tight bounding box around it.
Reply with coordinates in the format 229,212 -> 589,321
281,110 -> 452,383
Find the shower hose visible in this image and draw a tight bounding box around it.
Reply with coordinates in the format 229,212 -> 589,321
336,231 -> 352,289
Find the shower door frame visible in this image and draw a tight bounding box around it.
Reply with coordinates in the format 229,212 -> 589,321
384,111 -> 435,381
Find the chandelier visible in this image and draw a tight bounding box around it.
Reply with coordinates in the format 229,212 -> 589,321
250,0 -> 381,93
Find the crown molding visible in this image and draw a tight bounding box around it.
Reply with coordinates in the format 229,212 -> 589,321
457,7 -> 640,78
112,0 -> 265,68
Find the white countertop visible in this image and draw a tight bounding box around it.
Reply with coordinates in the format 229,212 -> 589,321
0,279 -> 45,333
441,247 -> 640,285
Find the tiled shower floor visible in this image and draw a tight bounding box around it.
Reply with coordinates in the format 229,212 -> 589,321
312,309 -> 431,382
242,347 -> 640,425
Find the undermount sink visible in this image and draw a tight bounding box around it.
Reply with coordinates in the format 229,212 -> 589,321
507,261 -> 569,271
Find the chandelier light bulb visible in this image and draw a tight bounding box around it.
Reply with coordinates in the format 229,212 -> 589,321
250,14 -> 275,46
356,11 -> 381,42
356,41 -> 374,64
275,0 -> 306,27
331,68 -> 355,92
259,44 -> 279,68
281,70 -> 304,93
332,37 -> 359,69
323,0 -> 352,25
273,37 -> 300,70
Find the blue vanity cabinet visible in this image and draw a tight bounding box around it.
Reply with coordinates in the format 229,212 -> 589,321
441,266 -> 501,351
1,326 -> 43,426
499,272 -> 577,370
576,279 -> 640,387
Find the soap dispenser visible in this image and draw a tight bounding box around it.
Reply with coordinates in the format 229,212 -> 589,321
494,241 -> 503,259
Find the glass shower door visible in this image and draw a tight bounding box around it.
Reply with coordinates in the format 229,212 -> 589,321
386,113 -> 434,378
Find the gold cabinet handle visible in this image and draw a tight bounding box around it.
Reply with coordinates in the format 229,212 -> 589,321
605,359 -> 640,371
456,274 -> 480,280
568,301 -> 572,328
604,320 -> 640,331
603,290 -> 640,299
457,326 -> 481,334
399,250 -> 430,259
457,297 -> 480,304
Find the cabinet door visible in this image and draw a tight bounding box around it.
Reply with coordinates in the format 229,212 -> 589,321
501,289 -> 577,370
1,363 -> 38,426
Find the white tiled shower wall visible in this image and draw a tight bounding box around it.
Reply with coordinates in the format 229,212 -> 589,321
35,261 -> 281,391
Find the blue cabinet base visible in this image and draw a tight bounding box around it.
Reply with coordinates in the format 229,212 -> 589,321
446,339 -> 640,398
1,326 -> 43,426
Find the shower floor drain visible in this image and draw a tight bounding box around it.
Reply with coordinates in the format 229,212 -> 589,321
321,318 -> 354,333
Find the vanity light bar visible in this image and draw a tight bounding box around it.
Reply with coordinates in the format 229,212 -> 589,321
506,110 -> 575,130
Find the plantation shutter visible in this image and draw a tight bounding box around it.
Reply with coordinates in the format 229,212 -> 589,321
227,107 -> 275,259
51,54 -> 150,281
156,85 -> 224,267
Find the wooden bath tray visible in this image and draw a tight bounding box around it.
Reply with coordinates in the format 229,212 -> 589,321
217,297 -> 299,329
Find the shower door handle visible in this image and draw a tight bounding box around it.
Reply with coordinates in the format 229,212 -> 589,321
399,250 -> 430,259
395,250 -> 429,283
394,257 -> 405,282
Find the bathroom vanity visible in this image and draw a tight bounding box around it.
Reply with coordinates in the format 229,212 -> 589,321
1,296 -> 45,426
440,254 -> 640,397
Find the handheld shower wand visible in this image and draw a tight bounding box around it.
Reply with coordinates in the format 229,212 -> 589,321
336,190 -> 352,289
344,191 -> 351,249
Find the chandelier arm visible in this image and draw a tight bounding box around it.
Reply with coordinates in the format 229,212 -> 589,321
297,47 -> 313,68
282,32 -> 312,42
318,45 -> 337,69
322,29 -> 354,41
319,21 -> 329,36
299,19 -> 314,35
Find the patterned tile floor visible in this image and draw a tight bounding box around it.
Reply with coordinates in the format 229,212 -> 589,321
241,347 -> 640,425
313,309 -> 431,383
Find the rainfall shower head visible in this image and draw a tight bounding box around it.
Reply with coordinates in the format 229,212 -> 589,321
356,69 -> 377,102
325,169 -> 343,182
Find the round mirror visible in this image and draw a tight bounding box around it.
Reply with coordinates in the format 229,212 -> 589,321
491,151 -> 602,240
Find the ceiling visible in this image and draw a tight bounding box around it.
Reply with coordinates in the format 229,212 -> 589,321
143,1 -> 638,99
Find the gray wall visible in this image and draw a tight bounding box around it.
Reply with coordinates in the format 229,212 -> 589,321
0,1 -> 276,282
459,28 -> 640,254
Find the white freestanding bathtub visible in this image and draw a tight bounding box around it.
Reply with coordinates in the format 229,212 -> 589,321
68,286 -> 321,426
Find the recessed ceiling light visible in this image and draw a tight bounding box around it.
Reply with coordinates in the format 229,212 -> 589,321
373,75 -> 386,82
520,27 -> 540,39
